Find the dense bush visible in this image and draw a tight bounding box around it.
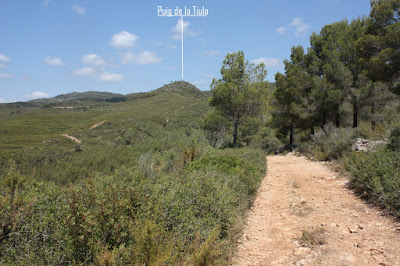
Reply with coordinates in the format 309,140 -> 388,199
0,146 -> 266,265
346,141 -> 400,217
302,123 -> 358,161
387,126 -> 400,151
252,127 -> 282,154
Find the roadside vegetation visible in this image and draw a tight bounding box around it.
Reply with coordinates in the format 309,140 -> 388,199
345,127 -> 400,217
0,81 -> 267,264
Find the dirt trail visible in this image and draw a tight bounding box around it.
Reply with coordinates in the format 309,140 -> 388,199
89,120 -> 106,130
233,154 -> 400,265
62,134 -> 81,144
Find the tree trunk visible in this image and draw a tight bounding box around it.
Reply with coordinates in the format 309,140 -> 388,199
310,126 -> 315,136
335,112 -> 340,128
232,119 -> 239,147
371,102 -> 376,130
289,124 -> 294,146
353,104 -> 358,128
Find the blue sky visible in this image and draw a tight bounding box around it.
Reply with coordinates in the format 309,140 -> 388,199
0,0 -> 371,102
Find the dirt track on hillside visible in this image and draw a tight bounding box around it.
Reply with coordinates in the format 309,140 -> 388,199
233,154 -> 400,265
62,134 -> 81,144
89,120 -> 106,130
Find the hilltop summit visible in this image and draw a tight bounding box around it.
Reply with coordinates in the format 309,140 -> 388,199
155,81 -> 203,96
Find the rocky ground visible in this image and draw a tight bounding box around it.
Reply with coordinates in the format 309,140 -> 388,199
233,154 -> 400,265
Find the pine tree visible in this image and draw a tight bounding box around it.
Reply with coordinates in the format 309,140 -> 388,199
209,51 -> 268,147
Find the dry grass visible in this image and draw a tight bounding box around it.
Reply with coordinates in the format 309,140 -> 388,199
300,227 -> 326,247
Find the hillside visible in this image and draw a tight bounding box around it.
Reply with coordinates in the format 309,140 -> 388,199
0,81 -> 267,265
0,81 -> 207,109
30,91 -> 127,104
0,81 -> 209,157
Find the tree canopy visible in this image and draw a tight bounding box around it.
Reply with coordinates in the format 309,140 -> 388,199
209,51 -> 268,147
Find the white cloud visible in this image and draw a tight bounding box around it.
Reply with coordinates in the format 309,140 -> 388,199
73,5 -> 85,15
82,54 -> 106,69
0,72 -> 12,79
251,57 -> 283,67
276,18 -> 310,37
290,18 -> 310,37
0,98 -> 7,103
172,18 -> 199,40
203,50 -> 219,56
72,67 -> 96,77
121,51 -> 161,65
276,26 -> 287,34
0,63 -> 5,69
99,72 -> 124,82
44,56 -> 64,66
0,54 -> 10,62
110,31 -> 138,49
26,91 -> 49,100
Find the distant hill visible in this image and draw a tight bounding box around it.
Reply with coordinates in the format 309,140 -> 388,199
0,81 -> 210,108
30,91 -> 127,104
0,80 -> 211,155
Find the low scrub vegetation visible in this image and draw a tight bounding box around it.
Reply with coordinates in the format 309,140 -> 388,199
345,127 -> 400,217
300,227 -> 326,247
0,82 -> 266,264
300,123 -> 358,161
0,144 -> 265,265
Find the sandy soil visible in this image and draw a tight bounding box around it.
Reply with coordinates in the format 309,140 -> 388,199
62,134 -> 81,144
89,120 -> 106,130
233,154 -> 400,265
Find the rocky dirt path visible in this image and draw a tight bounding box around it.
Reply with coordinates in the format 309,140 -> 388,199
233,154 -> 400,265
62,134 -> 81,144
89,120 -> 106,130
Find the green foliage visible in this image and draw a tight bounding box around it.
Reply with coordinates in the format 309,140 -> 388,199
0,171 -> 69,264
346,145 -> 400,217
209,51 -> 268,147
303,123 -> 358,160
359,0 -> 400,93
201,110 -> 230,147
189,226 -> 225,266
0,82 -> 267,265
387,126 -> 400,151
272,3 -> 399,157
239,117 -> 260,146
0,147 -> 266,265
0,161 -> 30,254
252,127 -> 282,154
273,46 -> 313,145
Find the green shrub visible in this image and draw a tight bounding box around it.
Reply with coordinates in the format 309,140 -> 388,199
387,126 -> 400,151
309,123 -> 358,160
346,147 -> 400,217
0,166 -> 69,265
0,92 -> 266,265
252,127 -> 282,153
1,147 -> 266,265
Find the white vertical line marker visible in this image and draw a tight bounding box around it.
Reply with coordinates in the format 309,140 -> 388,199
181,15 -> 184,80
